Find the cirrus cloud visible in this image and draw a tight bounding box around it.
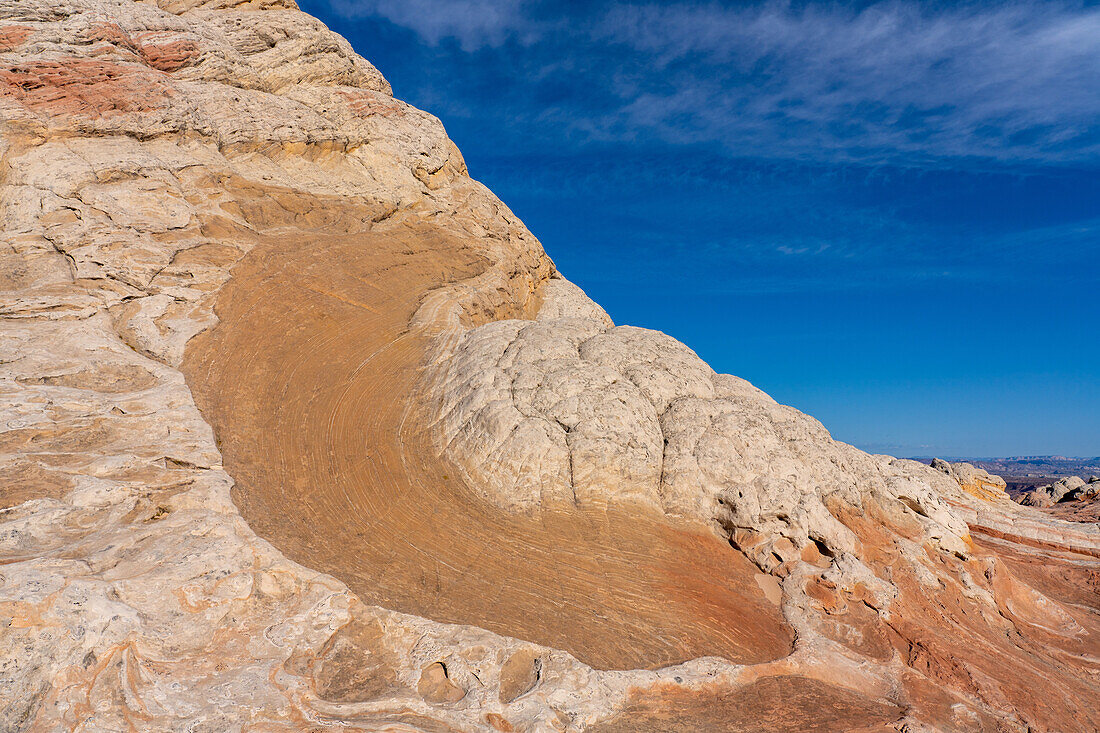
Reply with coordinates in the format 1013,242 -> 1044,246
327,0 -> 1100,165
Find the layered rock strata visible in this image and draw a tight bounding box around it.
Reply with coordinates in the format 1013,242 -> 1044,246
2,1 -> 1098,731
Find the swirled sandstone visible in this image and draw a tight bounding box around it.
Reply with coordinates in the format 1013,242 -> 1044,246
2,1 -> 1099,731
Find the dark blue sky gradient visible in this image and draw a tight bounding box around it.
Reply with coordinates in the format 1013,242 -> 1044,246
302,0 -> 1100,457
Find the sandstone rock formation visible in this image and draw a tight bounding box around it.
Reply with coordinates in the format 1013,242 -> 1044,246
1020,475 -> 1088,507
930,458 -> 1010,502
1066,477 -> 1100,502
2,1 -> 1098,731
1019,475 -> 1100,523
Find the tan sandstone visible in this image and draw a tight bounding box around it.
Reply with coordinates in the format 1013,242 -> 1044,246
1,1 -> 1098,731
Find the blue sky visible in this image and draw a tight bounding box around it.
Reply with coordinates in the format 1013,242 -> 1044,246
303,0 -> 1100,457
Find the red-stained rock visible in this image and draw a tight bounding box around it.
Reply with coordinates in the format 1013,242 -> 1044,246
84,22 -> 139,54
0,59 -> 171,117
136,35 -> 201,72
337,88 -> 409,118
0,25 -> 33,52
588,678 -> 905,733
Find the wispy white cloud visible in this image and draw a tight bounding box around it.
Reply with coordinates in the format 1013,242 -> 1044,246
327,0 -> 533,49
591,1 -> 1100,162
327,0 -> 1100,165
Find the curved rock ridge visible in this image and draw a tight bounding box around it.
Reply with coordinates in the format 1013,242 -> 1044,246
181,197 -> 794,673
433,280 -> 974,572
2,0 -> 1099,731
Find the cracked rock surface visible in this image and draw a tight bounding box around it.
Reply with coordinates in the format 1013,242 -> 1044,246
2,1 -> 1099,731
435,281 -> 974,569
